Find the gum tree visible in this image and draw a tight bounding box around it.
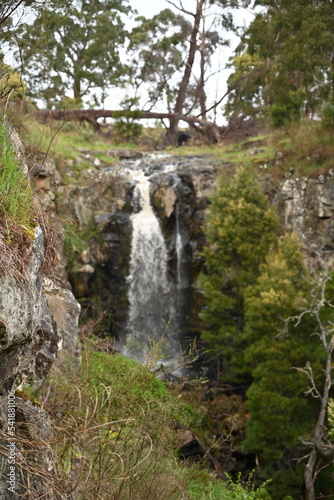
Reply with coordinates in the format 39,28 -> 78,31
16,0 -> 130,107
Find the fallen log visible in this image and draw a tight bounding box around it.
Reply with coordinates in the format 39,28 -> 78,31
33,108 -> 222,143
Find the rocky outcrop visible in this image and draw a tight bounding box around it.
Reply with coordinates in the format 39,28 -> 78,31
0,227 -> 58,399
0,227 -> 59,499
263,169 -> 334,265
33,152 -> 218,345
32,147 -> 334,349
43,277 -> 82,364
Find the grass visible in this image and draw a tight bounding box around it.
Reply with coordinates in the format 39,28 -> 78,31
16,112 -> 333,184
272,119 -> 334,176
0,115 -> 35,233
33,347 -> 194,499
17,343 -> 272,500
19,117 -> 138,164
0,111 -> 57,281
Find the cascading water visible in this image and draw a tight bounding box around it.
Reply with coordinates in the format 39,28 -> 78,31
126,175 -> 170,343
124,158 -> 181,361
175,201 -> 187,290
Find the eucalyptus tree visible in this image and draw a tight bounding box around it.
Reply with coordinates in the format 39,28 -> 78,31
0,0 -> 40,61
225,0 -> 334,126
128,0 -> 237,143
164,0 -> 234,143
16,0 -> 131,108
128,8 -> 191,113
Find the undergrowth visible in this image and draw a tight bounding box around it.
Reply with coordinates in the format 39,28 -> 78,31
0,114 -> 39,280
16,344 -> 272,500
37,348 -> 194,499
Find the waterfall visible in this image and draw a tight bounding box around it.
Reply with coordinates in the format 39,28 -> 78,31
125,174 -> 172,358
175,201 -> 188,290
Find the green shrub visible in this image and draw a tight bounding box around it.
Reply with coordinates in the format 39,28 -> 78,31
322,102 -> 334,130
113,96 -> 143,143
188,472 -> 271,499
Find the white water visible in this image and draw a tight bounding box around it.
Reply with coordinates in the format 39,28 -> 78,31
175,202 -> 184,289
126,174 -> 171,356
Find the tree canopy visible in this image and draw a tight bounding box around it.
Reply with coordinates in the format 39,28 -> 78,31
225,0 -> 334,126
200,165 -> 279,378
16,0 -> 131,108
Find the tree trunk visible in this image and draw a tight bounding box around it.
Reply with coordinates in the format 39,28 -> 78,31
304,449 -> 317,500
198,22 -> 207,120
304,339 -> 334,500
73,76 -> 81,101
165,0 -> 206,144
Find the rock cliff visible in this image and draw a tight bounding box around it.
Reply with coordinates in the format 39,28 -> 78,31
0,128 -> 81,499
2,135 -> 334,497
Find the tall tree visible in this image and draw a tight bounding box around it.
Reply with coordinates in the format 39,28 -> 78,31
200,165 -> 279,379
0,0 -> 40,60
128,9 -> 191,113
242,235 -> 321,496
164,0 -> 234,143
16,0 -> 130,108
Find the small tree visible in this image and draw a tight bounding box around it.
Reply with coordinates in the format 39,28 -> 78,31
112,96 -> 143,143
243,242 -> 334,498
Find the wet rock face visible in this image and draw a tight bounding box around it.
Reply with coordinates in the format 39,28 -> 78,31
0,228 -> 59,397
44,153 -> 217,344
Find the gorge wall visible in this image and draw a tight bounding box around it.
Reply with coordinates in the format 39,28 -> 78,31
0,130 -> 81,499
35,148 -> 334,359
36,152 -> 217,358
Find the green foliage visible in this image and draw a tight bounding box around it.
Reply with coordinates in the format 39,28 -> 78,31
113,96 -> 143,143
322,102 -> 334,131
0,115 -> 35,233
64,220 -> 99,270
128,9 -> 190,111
201,165 -> 279,375
16,0 -> 130,107
188,471 -> 271,500
226,0 -> 334,127
224,52 -> 266,122
0,64 -> 27,101
242,235 -> 324,496
63,220 -> 86,269
270,98 -> 302,128
40,347 -> 195,499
